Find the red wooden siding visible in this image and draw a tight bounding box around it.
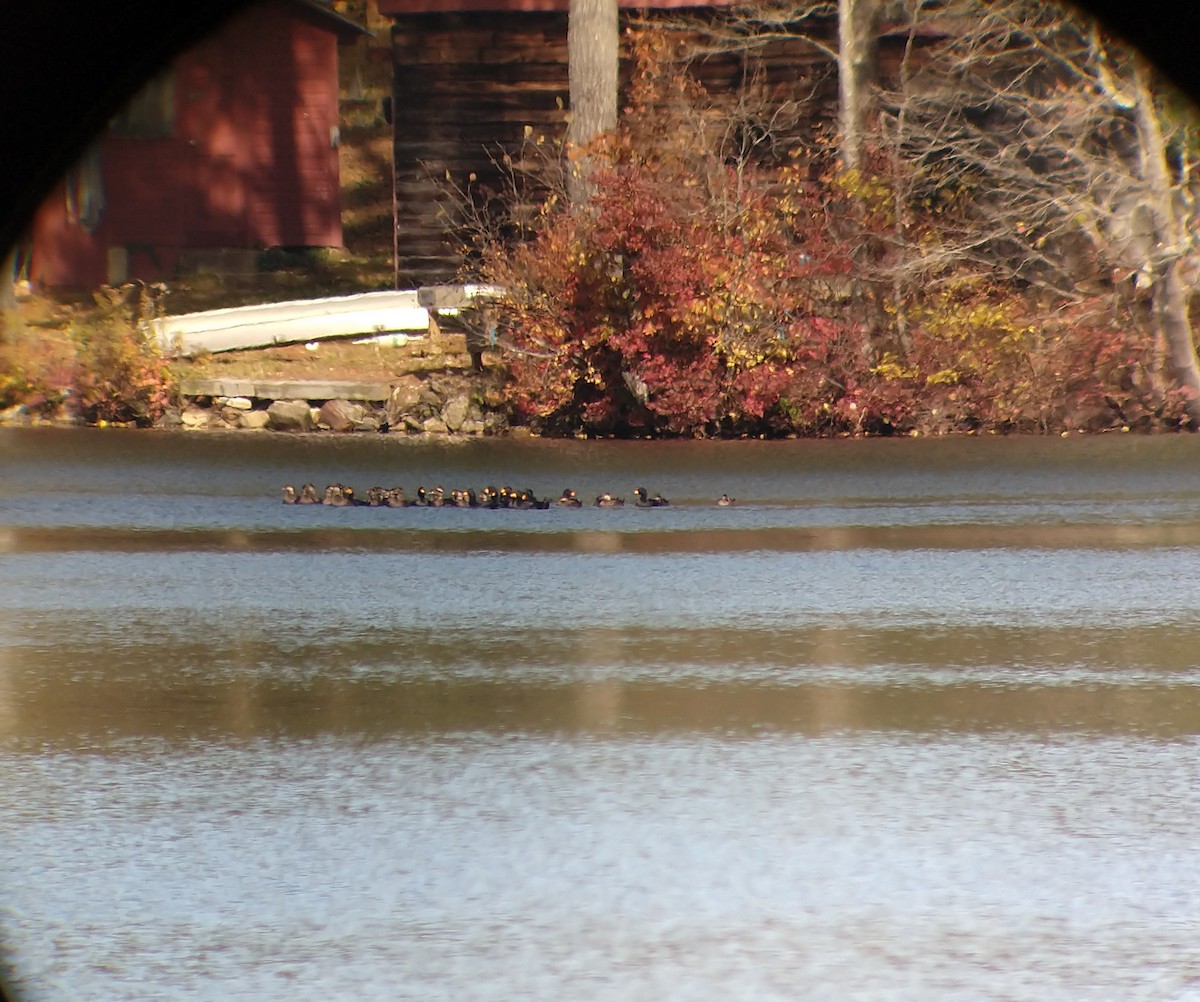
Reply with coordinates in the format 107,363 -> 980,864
30,0 -> 355,288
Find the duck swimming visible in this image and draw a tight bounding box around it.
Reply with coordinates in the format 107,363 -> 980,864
514,488 -> 550,510
632,487 -> 670,507
281,481 -> 746,514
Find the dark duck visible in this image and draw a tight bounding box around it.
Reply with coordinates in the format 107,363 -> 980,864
594,492 -> 625,508
632,487 -> 670,507
514,488 -> 550,510
557,488 -> 583,508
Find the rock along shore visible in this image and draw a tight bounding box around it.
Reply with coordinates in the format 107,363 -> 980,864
167,371 -> 507,436
0,371 -> 513,437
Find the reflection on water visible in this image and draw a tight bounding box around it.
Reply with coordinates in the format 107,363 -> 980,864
9,520 -> 1200,553
3,736 -> 1199,1001
3,428 -> 1200,1000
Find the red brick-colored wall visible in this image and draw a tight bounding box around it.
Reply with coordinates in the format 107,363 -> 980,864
30,0 -> 347,288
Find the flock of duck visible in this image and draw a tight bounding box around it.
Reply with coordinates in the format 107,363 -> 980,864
281,483 -> 737,508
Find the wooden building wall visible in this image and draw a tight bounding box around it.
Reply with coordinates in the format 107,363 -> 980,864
30,0 -> 352,288
391,11 -> 567,285
389,9 -> 842,287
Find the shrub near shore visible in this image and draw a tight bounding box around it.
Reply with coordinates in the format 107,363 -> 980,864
0,267 -> 1177,437
467,34 -> 1190,439
2,284 -> 180,427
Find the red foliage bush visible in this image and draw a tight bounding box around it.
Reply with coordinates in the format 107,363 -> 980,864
469,33 -> 1184,437
70,284 -> 178,426
477,35 -> 865,436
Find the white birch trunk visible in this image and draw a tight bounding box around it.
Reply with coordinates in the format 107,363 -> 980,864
838,0 -> 880,172
1132,59 -> 1200,424
567,0 -> 619,204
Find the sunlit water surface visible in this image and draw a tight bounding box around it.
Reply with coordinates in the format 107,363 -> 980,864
3,428 -> 1200,1001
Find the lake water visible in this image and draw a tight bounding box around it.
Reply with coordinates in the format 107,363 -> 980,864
3,426 -> 1200,1001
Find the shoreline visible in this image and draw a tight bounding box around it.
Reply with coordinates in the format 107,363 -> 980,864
0,401 -> 1158,440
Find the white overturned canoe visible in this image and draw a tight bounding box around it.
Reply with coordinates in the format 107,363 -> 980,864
153,289 -> 431,357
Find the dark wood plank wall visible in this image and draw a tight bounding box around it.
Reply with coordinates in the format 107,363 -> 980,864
392,12 -> 568,284
390,11 -> 840,287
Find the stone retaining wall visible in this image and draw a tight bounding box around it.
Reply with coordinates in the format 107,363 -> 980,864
170,371 -> 504,436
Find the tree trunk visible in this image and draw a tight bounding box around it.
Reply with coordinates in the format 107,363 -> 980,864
1132,59 -> 1200,425
838,0 -> 883,355
566,0 -> 618,204
838,0 -> 880,172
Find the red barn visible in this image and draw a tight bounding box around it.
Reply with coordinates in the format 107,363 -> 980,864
28,0 -> 364,289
